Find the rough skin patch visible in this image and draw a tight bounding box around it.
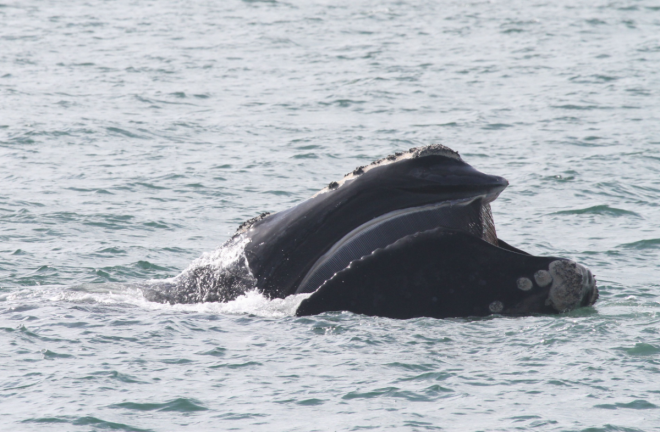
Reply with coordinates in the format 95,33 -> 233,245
316,144 -> 461,196
234,211 -> 271,236
546,260 -> 590,312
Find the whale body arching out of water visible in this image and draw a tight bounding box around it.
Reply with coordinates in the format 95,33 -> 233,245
145,145 -> 599,319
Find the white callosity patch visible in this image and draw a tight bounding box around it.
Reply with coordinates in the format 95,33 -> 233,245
534,270 -> 553,288
546,260 -> 593,312
516,277 -> 533,291
489,301 -> 504,313
233,211 -> 272,236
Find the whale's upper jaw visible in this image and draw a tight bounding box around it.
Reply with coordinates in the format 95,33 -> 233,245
314,144 -> 463,196
345,153 -> 511,214
240,145 -> 508,237
393,174 -> 509,204
313,144 -> 507,200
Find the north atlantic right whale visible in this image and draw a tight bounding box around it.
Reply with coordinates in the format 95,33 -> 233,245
145,144 -> 599,319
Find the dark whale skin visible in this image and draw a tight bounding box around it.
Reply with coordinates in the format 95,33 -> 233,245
243,154 -> 508,299
296,228 -> 562,319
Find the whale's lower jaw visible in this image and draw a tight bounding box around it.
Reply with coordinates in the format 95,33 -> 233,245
295,197 -> 499,295
295,228 -> 598,319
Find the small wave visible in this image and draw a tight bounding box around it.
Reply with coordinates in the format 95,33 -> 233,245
554,205 -> 640,217
552,104 -> 605,110
621,343 -> 660,356
619,239 -> 660,250
318,99 -> 365,107
22,416 -> 150,432
292,153 -> 319,159
482,123 -> 513,130
106,127 -> 148,139
594,399 -> 658,410
110,398 -> 208,412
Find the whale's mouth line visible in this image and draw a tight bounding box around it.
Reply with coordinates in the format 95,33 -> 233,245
395,183 -> 506,204
295,194 -> 498,294
331,196 -> 483,250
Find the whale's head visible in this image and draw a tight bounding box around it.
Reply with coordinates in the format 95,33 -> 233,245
241,143 -> 599,316
289,145 -> 511,294
156,143 -> 600,320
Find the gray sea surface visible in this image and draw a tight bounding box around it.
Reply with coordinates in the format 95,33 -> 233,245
2,0 -> 660,431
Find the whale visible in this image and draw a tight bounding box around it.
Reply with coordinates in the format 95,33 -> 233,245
145,144 -> 599,319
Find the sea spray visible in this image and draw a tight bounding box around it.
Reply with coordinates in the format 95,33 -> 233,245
143,234 -> 259,304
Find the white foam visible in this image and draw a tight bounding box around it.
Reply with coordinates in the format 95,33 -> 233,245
207,289 -> 311,318
2,284 -> 309,319
180,234 -> 252,276
2,235 -> 306,319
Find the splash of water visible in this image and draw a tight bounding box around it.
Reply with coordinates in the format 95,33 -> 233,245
3,283 -> 310,319
143,234 -> 259,304
1,234 -> 311,317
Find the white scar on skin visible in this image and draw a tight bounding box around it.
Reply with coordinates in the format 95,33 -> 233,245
534,270 -> 552,287
489,301 -> 504,313
516,277 -> 533,291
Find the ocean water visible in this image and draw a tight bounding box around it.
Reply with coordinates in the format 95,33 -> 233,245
2,0 -> 660,430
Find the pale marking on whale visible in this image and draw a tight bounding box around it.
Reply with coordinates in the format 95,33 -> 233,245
517,277 -> 533,291
489,301 -> 504,313
534,270 -> 552,287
